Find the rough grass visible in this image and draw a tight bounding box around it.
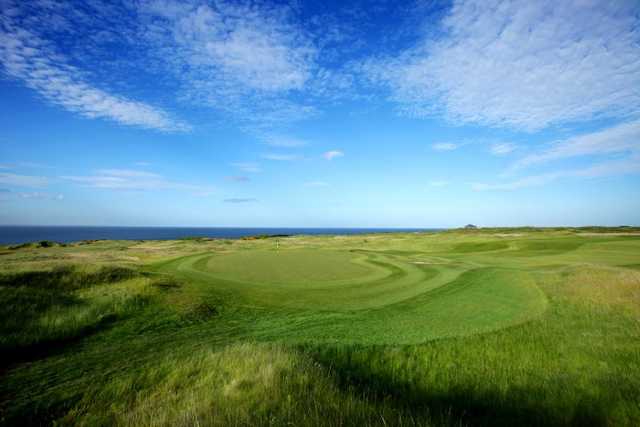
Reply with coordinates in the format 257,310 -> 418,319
77,343 -> 446,427
0,266 -> 147,361
1,229 -> 639,426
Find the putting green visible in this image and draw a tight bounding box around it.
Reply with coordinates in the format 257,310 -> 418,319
198,249 -> 382,285
162,249 -> 440,310
153,247 -> 549,344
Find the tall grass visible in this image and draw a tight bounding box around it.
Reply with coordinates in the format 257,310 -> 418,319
64,343 -> 447,427
0,265 -> 147,361
0,265 -> 138,291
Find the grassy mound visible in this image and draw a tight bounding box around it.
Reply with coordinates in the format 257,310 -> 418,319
256,268 -> 548,345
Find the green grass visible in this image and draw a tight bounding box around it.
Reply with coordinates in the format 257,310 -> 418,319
0,265 -> 148,359
1,228 -> 639,426
451,241 -> 510,253
188,249 -> 384,286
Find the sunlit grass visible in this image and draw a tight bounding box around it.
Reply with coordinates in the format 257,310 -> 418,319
1,229 -> 639,426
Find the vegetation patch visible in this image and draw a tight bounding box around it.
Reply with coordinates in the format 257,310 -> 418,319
512,238 -> 585,256
0,265 -> 138,291
452,241 -> 510,253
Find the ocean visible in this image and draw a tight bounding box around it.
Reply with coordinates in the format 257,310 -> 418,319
0,226 -> 440,245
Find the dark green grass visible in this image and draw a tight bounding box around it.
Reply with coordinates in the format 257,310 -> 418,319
451,241 -> 510,253
512,238 -> 586,256
1,230 -> 639,426
0,265 -> 138,291
0,266 -> 146,362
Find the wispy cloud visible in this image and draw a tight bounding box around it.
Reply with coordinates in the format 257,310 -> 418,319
1,0 -> 330,133
94,169 -> 162,179
0,10 -> 189,132
223,198 -> 257,203
474,155 -> 640,191
362,0 -> 640,130
431,143 -> 458,152
137,0 -> 321,129
231,162 -> 261,173
0,161 -> 52,169
262,153 -> 301,161
0,172 -> 49,188
17,192 -> 64,200
477,121 -> 640,190
0,189 -> 63,201
261,134 -> 309,148
490,143 -> 517,156
62,169 -> 214,195
138,0 -> 313,92
512,120 -> 640,170
323,150 -> 344,160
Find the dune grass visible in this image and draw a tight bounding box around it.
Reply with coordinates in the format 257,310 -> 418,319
0,229 -> 639,426
0,265 -> 148,359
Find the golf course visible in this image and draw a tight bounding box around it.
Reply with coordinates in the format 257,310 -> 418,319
1,228 -> 639,426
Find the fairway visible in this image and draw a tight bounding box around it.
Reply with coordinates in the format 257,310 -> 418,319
1,229 -> 639,426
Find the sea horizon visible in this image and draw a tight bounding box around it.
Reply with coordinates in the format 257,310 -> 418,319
0,225 -> 442,245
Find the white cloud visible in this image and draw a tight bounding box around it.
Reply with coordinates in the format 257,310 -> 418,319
473,155 -> 640,191
0,172 -> 49,188
261,134 -> 308,148
0,189 -> 63,201
0,18 -> 189,132
141,0 -> 314,92
262,154 -> 301,161
94,169 -> 162,178
431,143 -> 457,152
137,0 -> 319,128
490,143 -> 517,156
17,192 -> 64,200
513,120 -> 640,170
323,150 -> 344,160
478,121 -> 640,190
231,162 -> 261,173
0,0 -> 351,135
364,0 -> 640,130
62,169 -> 214,194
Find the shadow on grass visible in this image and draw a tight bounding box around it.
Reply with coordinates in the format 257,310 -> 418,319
306,346 -> 611,427
0,265 -> 139,292
0,266 -> 144,368
0,312 -> 121,368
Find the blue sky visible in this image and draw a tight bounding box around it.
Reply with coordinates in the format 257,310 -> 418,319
1,0 -> 639,227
